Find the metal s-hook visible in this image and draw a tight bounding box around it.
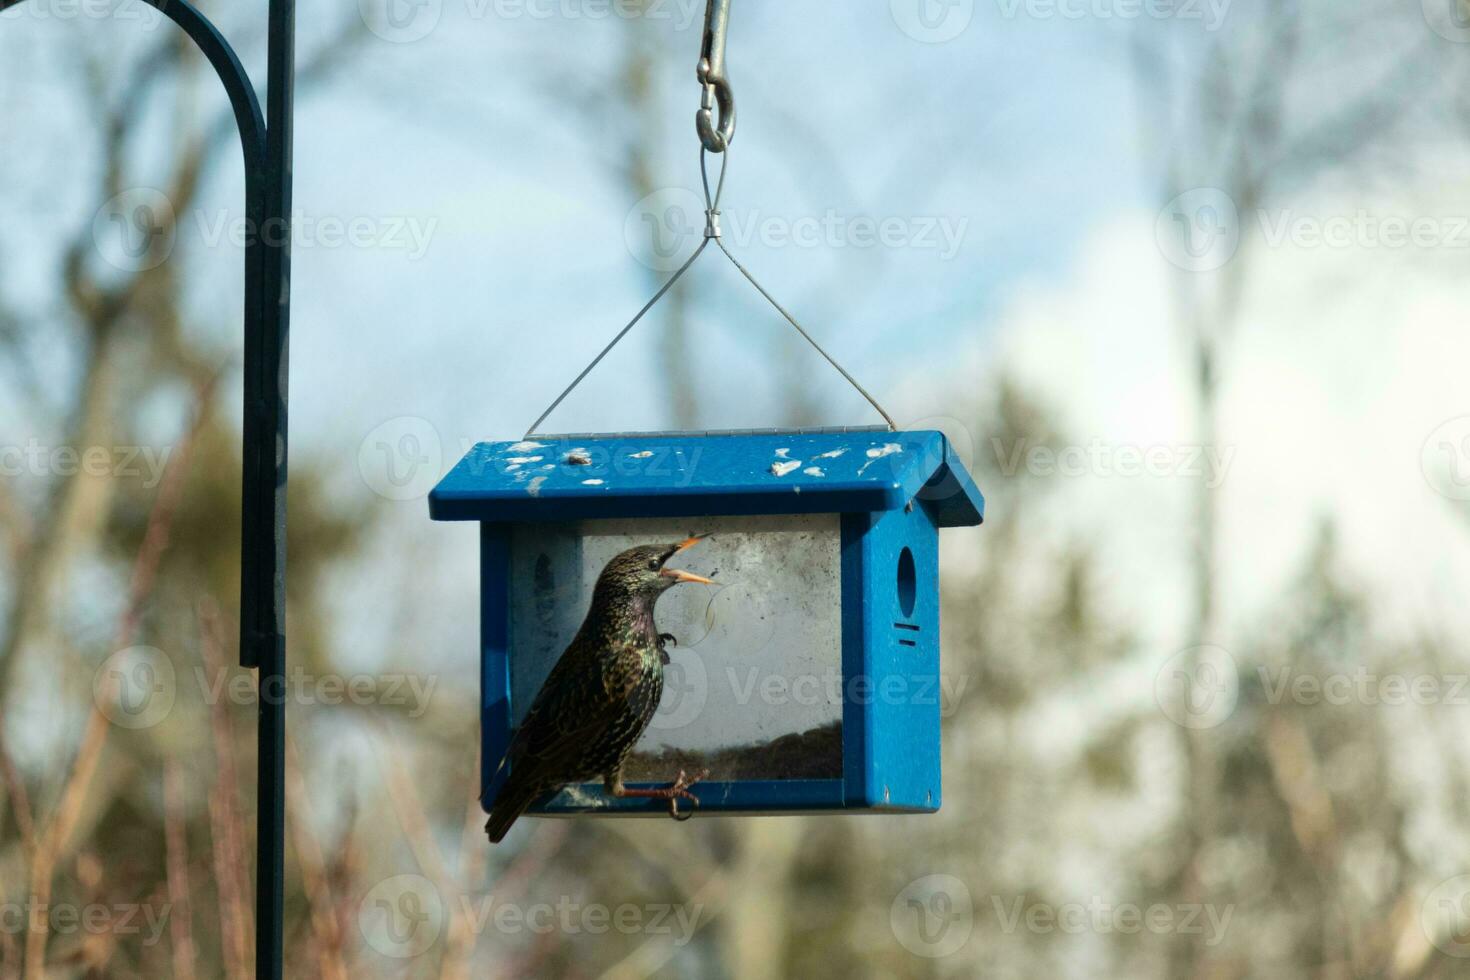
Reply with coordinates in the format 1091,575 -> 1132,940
696,0 -> 735,153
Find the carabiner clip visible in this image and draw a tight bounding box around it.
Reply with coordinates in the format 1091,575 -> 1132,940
696,0 -> 735,153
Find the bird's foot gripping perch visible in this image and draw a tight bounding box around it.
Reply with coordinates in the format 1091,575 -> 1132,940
606,769 -> 710,822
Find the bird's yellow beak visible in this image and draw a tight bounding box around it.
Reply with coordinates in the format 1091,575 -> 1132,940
660,568 -> 716,585
660,535 -> 716,585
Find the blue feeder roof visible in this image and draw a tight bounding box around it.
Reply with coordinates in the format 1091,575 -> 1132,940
429,430 -> 984,527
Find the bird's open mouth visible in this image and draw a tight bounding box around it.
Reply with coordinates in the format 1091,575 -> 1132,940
659,535 -> 716,585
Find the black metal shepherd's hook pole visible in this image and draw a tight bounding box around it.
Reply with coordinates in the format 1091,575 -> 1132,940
0,1 -> 294,976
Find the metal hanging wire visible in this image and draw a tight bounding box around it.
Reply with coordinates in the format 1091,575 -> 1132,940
523,0 -> 897,439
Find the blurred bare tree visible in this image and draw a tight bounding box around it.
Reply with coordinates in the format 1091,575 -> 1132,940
1130,2 -> 1461,976
2,2 -> 1467,978
0,5 -> 372,976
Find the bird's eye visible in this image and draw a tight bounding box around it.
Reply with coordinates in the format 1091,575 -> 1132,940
647,559 -> 660,571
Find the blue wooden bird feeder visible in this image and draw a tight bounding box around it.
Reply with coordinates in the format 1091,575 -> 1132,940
429,428 -> 984,816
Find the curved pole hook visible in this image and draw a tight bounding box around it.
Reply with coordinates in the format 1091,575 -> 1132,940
0,0 -> 266,164
0,0 -> 280,664
0,3 -> 293,978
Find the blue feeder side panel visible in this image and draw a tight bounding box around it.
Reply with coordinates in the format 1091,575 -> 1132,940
480,523 -> 512,808
842,503 -> 943,811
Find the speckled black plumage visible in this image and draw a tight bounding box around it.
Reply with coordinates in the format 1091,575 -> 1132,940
485,540 -> 708,843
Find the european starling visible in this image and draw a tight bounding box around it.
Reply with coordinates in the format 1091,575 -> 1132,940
485,536 -> 716,844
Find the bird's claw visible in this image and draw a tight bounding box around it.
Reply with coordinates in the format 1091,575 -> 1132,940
659,632 -> 678,647
667,768 -> 708,822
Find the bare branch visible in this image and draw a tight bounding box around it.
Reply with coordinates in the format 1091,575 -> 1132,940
163,761 -> 199,980
197,601 -> 254,980
23,371 -> 216,977
0,726 -> 34,857
285,732 -> 348,980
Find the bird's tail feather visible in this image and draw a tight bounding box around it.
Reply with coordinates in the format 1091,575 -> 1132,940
484,779 -> 539,844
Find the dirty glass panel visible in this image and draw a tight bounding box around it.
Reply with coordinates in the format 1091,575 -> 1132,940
508,514 -> 843,781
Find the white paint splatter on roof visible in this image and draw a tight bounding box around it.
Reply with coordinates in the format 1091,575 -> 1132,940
770,460 -> 801,477
858,442 -> 904,475
804,467 -> 826,477
507,441 -> 546,453
526,476 -> 548,497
